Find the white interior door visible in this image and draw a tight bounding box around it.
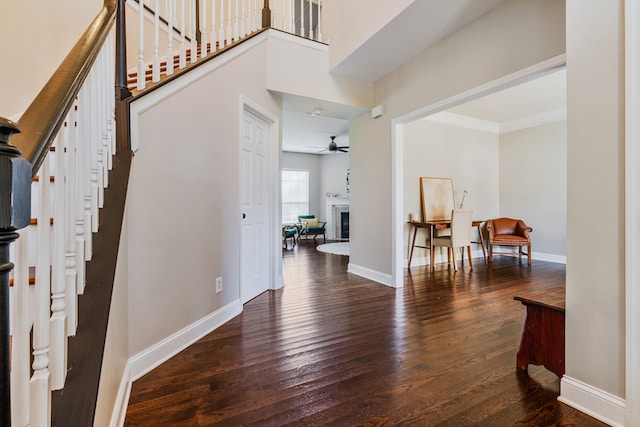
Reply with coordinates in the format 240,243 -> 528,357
240,109 -> 270,303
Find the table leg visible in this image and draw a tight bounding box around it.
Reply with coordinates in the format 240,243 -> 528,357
408,225 -> 419,268
430,224 -> 435,272
477,224 -> 487,265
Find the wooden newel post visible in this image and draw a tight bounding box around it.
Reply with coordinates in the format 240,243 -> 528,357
262,0 -> 271,28
0,117 -> 31,426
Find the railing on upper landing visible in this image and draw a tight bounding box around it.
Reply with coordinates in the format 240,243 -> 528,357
130,0 -> 324,91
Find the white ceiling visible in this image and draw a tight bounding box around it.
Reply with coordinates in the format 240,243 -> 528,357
282,1 -> 566,154
283,68 -> 566,154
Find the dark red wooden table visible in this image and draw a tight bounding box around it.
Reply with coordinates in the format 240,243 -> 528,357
514,286 -> 566,378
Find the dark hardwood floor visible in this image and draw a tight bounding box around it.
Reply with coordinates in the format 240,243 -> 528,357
124,242 -> 607,426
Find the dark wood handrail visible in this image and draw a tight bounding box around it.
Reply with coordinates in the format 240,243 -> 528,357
12,0 -> 117,178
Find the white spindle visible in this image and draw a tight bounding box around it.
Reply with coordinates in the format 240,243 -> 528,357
167,0 -> 175,75
281,0 -> 287,32
153,0 -> 161,81
290,0 -> 295,34
233,0 -> 239,40
89,71 -> 100,234
227,0 -> 232,44
241,0 -> 246,37
201,0 -> 208,58
210,0 -> 217,52
11,232 -> 30,426
299,0 -> 304,36
308,0 -> 313,40
66,101 -> 79,334
317,0 -> 322,42
137,0 -> 146,90
219,0 -> 226,47
50,129 -> 68,391
32,156 -> 52,427
190,0 -> 197,63
180,0 -> 187,68
77,83 -> 91,281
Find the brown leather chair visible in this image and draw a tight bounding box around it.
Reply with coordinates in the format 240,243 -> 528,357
486,218 -> 532,265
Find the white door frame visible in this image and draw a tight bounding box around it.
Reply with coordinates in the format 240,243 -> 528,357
239,96 -> 283,301
390,55 -> 566,288
625,0 -> 640,424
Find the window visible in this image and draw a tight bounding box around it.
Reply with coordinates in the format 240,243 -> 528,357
282,169 -> 309,223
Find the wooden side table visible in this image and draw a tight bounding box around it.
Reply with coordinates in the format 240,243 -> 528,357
514,286 -> 566,378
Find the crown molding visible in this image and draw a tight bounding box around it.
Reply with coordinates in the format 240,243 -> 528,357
425,111 -> 499,133
424,108 -> 566,134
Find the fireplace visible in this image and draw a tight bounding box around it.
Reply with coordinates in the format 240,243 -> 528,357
340,212 -> 350,240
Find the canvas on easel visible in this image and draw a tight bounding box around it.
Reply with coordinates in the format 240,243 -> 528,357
420,177 -> 455,221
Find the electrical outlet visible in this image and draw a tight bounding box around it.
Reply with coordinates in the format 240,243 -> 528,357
215,277 -> 223,293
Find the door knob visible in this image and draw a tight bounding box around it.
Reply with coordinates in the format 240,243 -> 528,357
242,213 -> 246,219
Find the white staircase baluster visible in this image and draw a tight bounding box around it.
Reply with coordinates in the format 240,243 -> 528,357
201,0 -> 208,58
89,71 -> 100,233
153,0 -> 161,82
317,0 -> 322,42
32,158 -> 52,427
190,0 -> 197,63
226,0 -> 232,44
308,0 -> 313,40
219,0 -> 226,47
210,0 -> 217,52
241,0 -> 246,37
11,232 -> 31,426
167,0 -> 175,75
233,0 -> 239,41
180,0 -> 187,68
299,0 -> 304,36
137,0 -> 146,90
290,0 -> 295,34
66,101 -> 79,333
77,86 -> 90,287
50,130 -> 68,391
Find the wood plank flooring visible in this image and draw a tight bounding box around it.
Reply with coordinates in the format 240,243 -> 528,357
124,242 -> 608,426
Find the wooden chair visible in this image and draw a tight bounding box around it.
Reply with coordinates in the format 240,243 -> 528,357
431,209 -> 474,272
486,218 -> 532,265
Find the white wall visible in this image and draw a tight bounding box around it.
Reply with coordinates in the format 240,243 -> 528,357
500,121 -> 567,259
125,38 -> 281,357
323,0 -> 413,70
563,0 -> 625,407
0,0 -> 103,118
320,154 -> 350,200
348,0 -> 566,279
403,119 -> 499,265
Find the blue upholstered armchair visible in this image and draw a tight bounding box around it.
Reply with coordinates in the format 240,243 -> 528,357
297,215 -> 326,243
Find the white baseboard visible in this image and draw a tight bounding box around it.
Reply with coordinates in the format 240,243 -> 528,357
532,251 -> 566,264
109,299 -> 243,426
559,375 -> 625,427
109,363 -> 132,427
128,299 -> 242,381
348,262 -> 393,287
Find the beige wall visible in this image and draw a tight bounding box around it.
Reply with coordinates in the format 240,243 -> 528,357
565,0 -> 625,397
349,0 -> 566,276
323,0 -> 413,70
125,40 -> 280,356
402,119 -> 499,265
0,0 -> 103,118
95,212 -> 130,426
500,121 -> 567,257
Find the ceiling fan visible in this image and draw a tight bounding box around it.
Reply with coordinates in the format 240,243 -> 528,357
319,136 -> 349,153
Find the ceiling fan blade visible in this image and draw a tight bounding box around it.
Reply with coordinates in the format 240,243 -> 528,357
338,148 -> 349,153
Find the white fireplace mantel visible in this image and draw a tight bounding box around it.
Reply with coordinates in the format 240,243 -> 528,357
325,197 -> 350,240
